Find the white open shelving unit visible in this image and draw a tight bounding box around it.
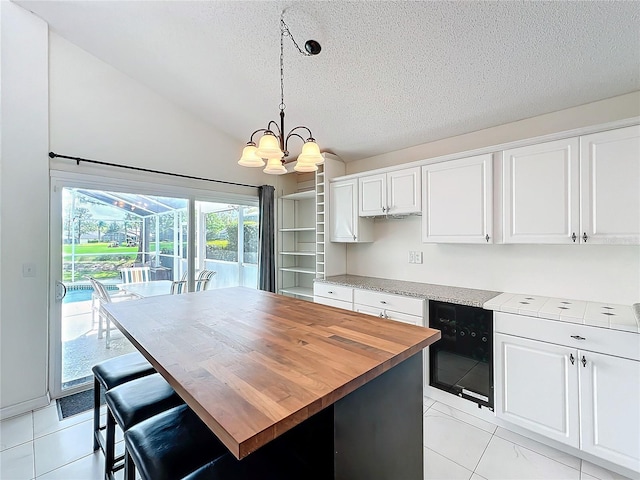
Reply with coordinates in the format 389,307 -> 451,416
276,155 -> 346,301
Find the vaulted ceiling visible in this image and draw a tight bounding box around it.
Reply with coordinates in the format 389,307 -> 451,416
16,1 -> 640,162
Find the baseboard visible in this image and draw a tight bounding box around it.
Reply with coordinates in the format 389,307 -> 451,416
0,393 -> 51,420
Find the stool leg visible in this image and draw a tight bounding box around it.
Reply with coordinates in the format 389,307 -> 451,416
104,409 -> 116,480
124,449 -> 136,480
93,378 -> 101,451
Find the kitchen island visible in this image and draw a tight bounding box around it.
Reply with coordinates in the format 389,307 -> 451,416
103,287 -> 440,479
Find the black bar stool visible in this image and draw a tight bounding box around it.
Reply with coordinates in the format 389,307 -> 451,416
123,404 -> 228,480
104,373 -> 185,479
91,352 -> 155,453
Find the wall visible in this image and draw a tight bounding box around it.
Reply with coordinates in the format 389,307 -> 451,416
0,5 -> 278,416
345,94 -> 640,305
0,2 -> 50,415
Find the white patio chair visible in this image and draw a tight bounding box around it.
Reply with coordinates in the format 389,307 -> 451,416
120,266 -> 150,284
89,277 -> 137,348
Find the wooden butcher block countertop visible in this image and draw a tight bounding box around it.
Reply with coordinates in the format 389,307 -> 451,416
104,287 -> 440,459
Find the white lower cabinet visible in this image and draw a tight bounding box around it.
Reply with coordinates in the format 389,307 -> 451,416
313,283 -> 353,311
495,333 -> 580,447
495,312 -> 640,472
353,288 -> 425,326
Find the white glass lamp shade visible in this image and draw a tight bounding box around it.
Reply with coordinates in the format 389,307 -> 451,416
238,145 -> 265,167
263,157 -> 287,175
297,140 -> 324,165
256,133 -> 284,160
294,156 -> 318,172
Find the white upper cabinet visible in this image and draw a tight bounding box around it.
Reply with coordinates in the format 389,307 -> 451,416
330,179 -> 374,243
359,173 -> 386,216
422,154 -> 493,243
503,138 -> 580,244
359,167 -> 421,217
580,125 -> 640,244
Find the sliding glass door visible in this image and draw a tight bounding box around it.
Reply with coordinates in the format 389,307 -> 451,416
50,176 -> 259,398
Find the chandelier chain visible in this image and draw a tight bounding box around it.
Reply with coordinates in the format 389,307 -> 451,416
279,14 -> 312,112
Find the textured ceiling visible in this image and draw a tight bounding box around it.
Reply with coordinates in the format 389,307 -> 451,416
16,0 -> 640,162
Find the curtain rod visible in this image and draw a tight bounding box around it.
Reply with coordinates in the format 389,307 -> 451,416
49,152 -> 260,189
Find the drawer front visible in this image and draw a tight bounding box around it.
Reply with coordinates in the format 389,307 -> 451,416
354,304 -> 423,326
495,312 -> 640,361
353,288 -> 424,317
313,283 -> 353,303
314,296 -> 353,311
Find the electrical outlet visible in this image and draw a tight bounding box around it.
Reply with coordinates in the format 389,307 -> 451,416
414,251 -> 423,264
408,251 -> 414,263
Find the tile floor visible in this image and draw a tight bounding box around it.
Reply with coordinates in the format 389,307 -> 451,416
0,394 -> 634,479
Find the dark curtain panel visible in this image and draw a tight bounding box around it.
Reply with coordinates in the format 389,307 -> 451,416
258,185 -> 276,292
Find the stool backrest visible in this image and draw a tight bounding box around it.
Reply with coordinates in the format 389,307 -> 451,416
120,267 -> 150,284
195,270 -> 216,292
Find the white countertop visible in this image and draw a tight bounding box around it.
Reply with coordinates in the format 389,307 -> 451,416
484,293 -> 640,334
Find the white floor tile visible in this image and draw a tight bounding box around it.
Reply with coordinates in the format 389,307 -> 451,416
424,394 -> 436,413
33,419 -> 94,477
424,408 -> 492,471
33,404 -> 93,439
0,442 -> 35,480
582,473 -> 603,480
424,447 -> 473,480
0,412 -> 33,451
475,435 -> 580,480
35,451 -> 103,480
581,460 -> 635,480
430,402 -> 497,434
494,427 -> 581,470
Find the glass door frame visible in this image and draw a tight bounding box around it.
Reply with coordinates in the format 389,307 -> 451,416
49,169 -> 258,399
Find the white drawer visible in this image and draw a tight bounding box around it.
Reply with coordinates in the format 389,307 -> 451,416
495,312 -> 640,361
314,296 -> 353,311
354,304 -> 423,326
313,283 -> 353,303
353,288 -> 424,317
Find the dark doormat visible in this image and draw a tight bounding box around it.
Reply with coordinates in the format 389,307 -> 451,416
57,388 -> 105,420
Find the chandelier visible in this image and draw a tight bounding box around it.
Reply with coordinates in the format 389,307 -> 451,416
238,12 -> 323,175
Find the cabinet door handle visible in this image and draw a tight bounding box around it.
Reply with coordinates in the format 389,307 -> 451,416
379,312 -> 384,318
327,291 -> 334,294
353,234 -> 356,241
382,206 -> 386,213
569,353 -> 575,365
581,355 -> 587,367
583,232 -> 588,243
570,335 -> 586,340
485,234 -> 490,242
571,232 -> 577,243
380,301 -> 387,304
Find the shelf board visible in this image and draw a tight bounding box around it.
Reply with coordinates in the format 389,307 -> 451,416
281,190 -> 315,200
279,286 -> 314,298
280,227 -> 315,232
279,251 -> 316,256
279,266 -> 316,274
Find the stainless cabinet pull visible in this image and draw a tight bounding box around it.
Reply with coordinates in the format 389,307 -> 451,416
382,206 -> 386,212
353,234 -> 356,241
570,354 -> 575,365
379,312 -> 384,318
581,355 -> 587,367
380,301 -> 387,304
570,335 -> 586,340
328,291 -> 334,294
485,234 -> 490,242
583,232 -> 588,243
571,232 -> 576,243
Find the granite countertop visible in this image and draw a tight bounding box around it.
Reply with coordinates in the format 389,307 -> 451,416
315,275 -> 501,308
